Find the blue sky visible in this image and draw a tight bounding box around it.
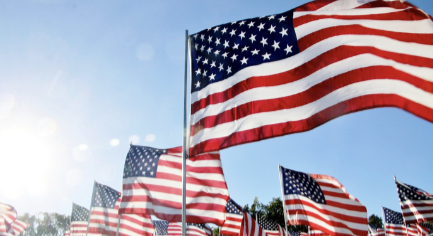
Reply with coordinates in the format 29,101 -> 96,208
0,0 -> 432,222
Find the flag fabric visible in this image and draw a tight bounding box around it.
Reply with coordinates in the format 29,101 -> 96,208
309,229 -> 328,236
287,231 -> 308,236
70,203 -> 90,236
419,222 -> 433,234
221,199 -> 244,236
406,224 -> 418,236
395,180 -> 433,224
88,181 -> 121,236
119,145 -> 229,225
64,230 -> 70,236
188,0 -> 433,157
279,166 -> 368,236
417,223 -> 432,235
162,222 -> 213,236
154,220 -> 169,236
0,218 -> 9,236
382,207 -> 406,236
118,213 -> 154,236
367,224 -> 384,236
6,219 -> 28,235
240,211 -> 266,236
168,222 -> 182,236
0,204 -> 17,226
256,215 -> 286,236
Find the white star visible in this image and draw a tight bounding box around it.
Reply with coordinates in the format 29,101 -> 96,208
202,58 -> 208,64
218,63 -> 224,71
231,21 -> 237,25
203,70 -> 208,76
215,38 -> 221,46
200,45 -> 205,51
221,27 -> 228,34
195,68 -> 201,75
239,31 -> 246,39
213,26 -> 219,32
195,80 -> 201,88
229,29 -> 237,36
223,40 -> 230,48
222,52 -> 228,59
214,50 -> 220,56
242,46 -> 249,52
200,34 -> 205,41
247,21 -> 255,28
278,15 -> 287,22
239,20 -> 246,26
280,28 -> 288,37
249,34 -> 257,43
241,57 -> 248,65
268,25 -> 276,34
227,66 -> 232,74
209,73 -> 216,81
268,15 -> 275,20
193,34 -> 198,39
208,36 -> 213,43
195,56 -> 202,63
284,44 -> 293,55
251,49 -> 260,55
230,54 -> 238,62
260,37 -> 268,47
194,43 -> 198,50
206,47 -> 212,54
257,23 -> 265,31
262,52 -> 271,60
272,40 -> 280,51
210,61 -> 216,68
233,43 -> 239,50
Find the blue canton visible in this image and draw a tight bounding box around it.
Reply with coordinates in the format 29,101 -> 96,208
71,203 -> 89,222
280,166 -> 326,204
153,220 -> 169,236
288,230 -> 301,236
187,223 -> 205,229
396,181 -> 433,201
382,207 -> 404,225
226,198 -> 243,215
190,10 -> 300,93
123,145 -> 168,178
92,182 -> 120,209
257,216 -> 279,231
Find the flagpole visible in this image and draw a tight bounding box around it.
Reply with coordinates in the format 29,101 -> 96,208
182,29 -> 190,236
86,181 -> 96,236
278,165 -> 289,236
115,215 -> 121,236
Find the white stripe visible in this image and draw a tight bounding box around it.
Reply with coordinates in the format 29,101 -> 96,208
191,79 -> 433,147
294,6 -> 410,18
315,0 -> 378,11
287,214 -> 365,235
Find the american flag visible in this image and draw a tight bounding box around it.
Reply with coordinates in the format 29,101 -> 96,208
221,199 -> 244,236
382,207 -> 406,236
153,220 -> 169,236
395,180 -> 433,224
240,211 -> 266,236
88,181 -> 121,236
287,231 -> 308,236
279,166 -> 368,236
70,203 -> 89,236
0,203 -> 17,226
256,215 -> 286,236
119,145 -> 229,225
367,224 -> 384,236
416,223 -> 431,236
6,219 -> 28,235
188,0 -> 433,157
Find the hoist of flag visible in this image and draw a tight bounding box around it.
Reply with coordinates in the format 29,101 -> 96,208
416,223 -> 431,236
221,199 -> 244,236
0,203 -> 17,226
188,0 -> 433,157
367,224 -> 384,236
382,207 -> 406,236
279,166 -> 368,236
88,181 -> 122,236
240,211 -> 266,236
119,145 -> 229,225
153,220 -> 169,236
256,215 -> 286,236
118,213 -> 154,236
70,203 -> 89,236
419,222 -> 433,234
7,219 -> 28,235
395,180 -> 433,224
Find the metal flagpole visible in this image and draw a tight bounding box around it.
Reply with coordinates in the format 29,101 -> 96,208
86,181 -> 97,236
181,29 -> 189,236
115,215 -> 121,236
278,165 -> 289,236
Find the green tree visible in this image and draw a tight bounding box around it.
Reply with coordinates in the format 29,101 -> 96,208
212,226 -> 220,236
368,214 -> 383,229
19,212 -> 70,236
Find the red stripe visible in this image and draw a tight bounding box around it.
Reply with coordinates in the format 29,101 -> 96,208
355,1 -> 415,10
289,219 -> 365,236
295,0 -> 338,12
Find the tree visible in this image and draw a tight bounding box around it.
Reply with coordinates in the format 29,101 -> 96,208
18,212 -> 70,236
212,226 -> 220,236
369,214 -> 383,229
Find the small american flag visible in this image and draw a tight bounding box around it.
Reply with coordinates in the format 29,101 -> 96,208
153,220 -> 169,236
70,203 -> 89,236
120,145 -> 229,225
382,207 -> 406,236
395,180 -> 433,224
367,224 -> 384,236
279,166 -> 367,236
256,215 -> 286,236
221,199 -> 244,236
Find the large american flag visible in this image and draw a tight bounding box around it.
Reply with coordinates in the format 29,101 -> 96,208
119,145 -> 229,225
221,199 -> 244,236
256,215 -> 286,236
70,203 -> 89,236
279,166 -> 368,236
188,0 -> 433,157
367,224 -> 384,236
395,180 -> 433,224
382,207 -> 406,236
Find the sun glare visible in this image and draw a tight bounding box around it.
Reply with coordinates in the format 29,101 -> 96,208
0,128 -> 53,199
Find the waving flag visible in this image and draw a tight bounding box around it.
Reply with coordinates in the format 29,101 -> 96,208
406,224 -> 418,236
188,0 -> 433,156
417,223 -> 431,236
168,222 -> 182,236
118,214 -> 154,236
0,203 -> 17,226
186,223 -> 214,236
256,215 -> 286,236
154,220 -> 169,236
382,207 -> 406,236
119,145 -> 229,225
419,222 -> 433,234
279,166 -> 368,236
6,219 -> 28,235
241,212 -> 266,236
70,203 -> 90,236
367,224 -> 384,236
221,199 -> 244,236
395,180 -> 433,224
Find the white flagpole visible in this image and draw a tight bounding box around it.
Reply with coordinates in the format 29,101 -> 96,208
278,165 -> 289,236
182,29 -> 190,236
115,215 -> 120,236
86,181 -> 96,236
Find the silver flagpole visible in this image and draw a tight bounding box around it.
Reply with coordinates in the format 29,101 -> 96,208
182,29 -> 190,236
278,165 -> 289,236
115,215 -> 121,236
86,181 -> 97,236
